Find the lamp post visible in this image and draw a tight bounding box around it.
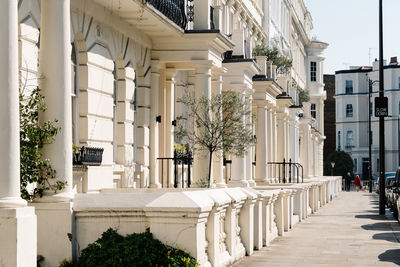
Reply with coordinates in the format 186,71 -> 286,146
368,79 -> 379,193
378,0 -> 386,215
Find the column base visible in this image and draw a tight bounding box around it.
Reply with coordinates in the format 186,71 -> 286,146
0,207 -> 37,267
247,180 -> 256,187
228,180 -> 249,188
149,182 -> 162,189
215,182 -> 227,188
34,190 -> 75,203
30,202 -> 73,267
254,179 -> 270,186
0,196 -> 27,208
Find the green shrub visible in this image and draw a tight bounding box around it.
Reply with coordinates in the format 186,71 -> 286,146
65,228 -> 198,267
19,87 -> 66,201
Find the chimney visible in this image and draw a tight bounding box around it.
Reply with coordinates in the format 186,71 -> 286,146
372,59 -> 387,71
390,56 -> 398,65
255,56 -> 267,76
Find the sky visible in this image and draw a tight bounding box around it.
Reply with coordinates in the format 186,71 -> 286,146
304,0 -> 400,74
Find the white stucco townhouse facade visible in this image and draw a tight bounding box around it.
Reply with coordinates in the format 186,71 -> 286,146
0,0 -> 339,266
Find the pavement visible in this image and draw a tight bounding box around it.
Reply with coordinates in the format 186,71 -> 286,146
233,191 -> 400,267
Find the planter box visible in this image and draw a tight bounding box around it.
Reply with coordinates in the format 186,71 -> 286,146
73,147 -> 104,166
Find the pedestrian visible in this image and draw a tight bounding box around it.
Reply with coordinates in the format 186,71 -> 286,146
354,175 -> 361,192
345,172 -> 351,191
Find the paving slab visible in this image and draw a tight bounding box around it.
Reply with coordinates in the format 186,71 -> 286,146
233,192 -> 400,266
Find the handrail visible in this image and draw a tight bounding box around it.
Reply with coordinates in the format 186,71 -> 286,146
268,158 -> 303,183
157,153 -> 193,188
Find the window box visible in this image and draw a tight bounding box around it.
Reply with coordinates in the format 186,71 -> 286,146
73,146 -> 104,166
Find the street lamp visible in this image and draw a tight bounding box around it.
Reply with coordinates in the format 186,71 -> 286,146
378,0 -> 386,215
369,79 -> 379,193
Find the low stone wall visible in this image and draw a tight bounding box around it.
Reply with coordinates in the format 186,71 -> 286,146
69,176 -> 342,267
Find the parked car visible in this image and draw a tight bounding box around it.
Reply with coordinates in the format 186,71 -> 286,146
387,168 -> 400,219
376,172 -> 396,193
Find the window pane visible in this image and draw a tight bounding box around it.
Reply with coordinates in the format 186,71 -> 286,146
346,130 -> 354,148
311,104 -> 316,118
346,104 -> 353,117
310,62 -> 316,82
345,80 -> 353,94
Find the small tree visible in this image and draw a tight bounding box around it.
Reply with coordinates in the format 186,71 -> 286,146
323,150 -> 354,177
19,87 -> 66,201
253,45 -> 293,75
175,91 -> 253,187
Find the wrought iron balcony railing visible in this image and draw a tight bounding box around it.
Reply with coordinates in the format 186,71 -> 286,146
147,0 -> 188,29
73,146 -> 104,166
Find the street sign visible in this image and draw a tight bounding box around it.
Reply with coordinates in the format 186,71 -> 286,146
331,162 -> 335,168
375,97 -> 388,117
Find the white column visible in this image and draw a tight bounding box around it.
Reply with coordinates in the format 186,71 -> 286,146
229,91 -> 248,187
276,113 -> 286,162
288,119 -> 295,162
272,110 -> 277,163
193,62 -> 213,186
165,69 -> 176,187
212,72 -> 225,187
266,105 -> 273,181
255,101 -> 268,183
150,61 -> 162,188
0,0 -> 26,208
285,116 -> 290,160
0,1 -> 36,266
246,95 -> 256,187
39,0 -> 73,200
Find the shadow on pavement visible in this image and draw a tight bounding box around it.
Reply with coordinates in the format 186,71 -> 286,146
361,222 -> 394,231
355,214 -> 387,220
378,249 -> 400,265
373,232 -> 400,243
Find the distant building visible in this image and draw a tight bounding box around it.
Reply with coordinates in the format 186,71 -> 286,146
335,58 -> 400,180
323,75 -> 336,162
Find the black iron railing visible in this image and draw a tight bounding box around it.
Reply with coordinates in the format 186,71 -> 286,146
147,0 -> 187,29
268,158 -> 303,184
157,152 -> 193,188
73,147 -> 104,166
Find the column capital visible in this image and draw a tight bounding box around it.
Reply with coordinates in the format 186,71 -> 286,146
192,60 -> 214,73
165,68 -> 177,83
255,100 -> 268,107
151,60 -> 162,73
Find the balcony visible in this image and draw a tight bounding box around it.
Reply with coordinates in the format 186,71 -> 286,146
146,0 -> 188,29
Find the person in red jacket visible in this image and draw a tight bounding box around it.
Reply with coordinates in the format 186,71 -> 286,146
354,175 -> 362,192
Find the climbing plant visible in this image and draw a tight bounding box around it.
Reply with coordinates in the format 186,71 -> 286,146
19,87 -> 66,201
